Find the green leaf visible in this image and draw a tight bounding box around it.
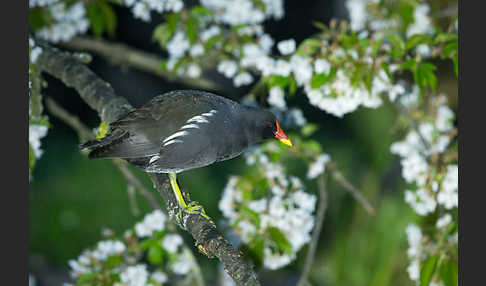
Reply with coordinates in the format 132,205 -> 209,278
288,77 -> 297,95
420,256 -> 439,286
103,255 -> 123,269
139,238 -> 159,250
268,227 -> 293,256
296,39 -> 321,57
440,259 -> 458,286
443,42 -> 458,58
310,68 -> 335,89
205,35 -> 223,50
249,237 -> 265,266
240,206 -> 261,226
399,2 -> 415,28
148,245 -> 164,265
76,272 -> 96,286
371,37 -> 383,57
267,75 -> 289,89
153,24 -> 174,47
312,21 -> 328,32
29,144 -> 36,173
406,34 -> 431,50
301,124 -> 319,137
311,73 -> 327,89
86,3 -> 104,37
301,140 -> 322,154
190,5 -> 211,18
434,33 -> 458,44
419,62 -> 437,92
28,7 -> 49,30
98,2 -> 117,37
386,34 -> 405,59
186,17 -> 197,44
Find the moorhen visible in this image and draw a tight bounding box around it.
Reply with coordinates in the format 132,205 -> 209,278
80,90 -> 292,223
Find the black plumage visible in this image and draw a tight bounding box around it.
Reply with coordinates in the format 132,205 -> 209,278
80,90 -> 290,174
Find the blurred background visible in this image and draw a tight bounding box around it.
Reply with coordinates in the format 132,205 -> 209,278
29,0 -> 457,285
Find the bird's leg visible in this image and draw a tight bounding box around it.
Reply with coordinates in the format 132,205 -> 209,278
168,173 -> 213,226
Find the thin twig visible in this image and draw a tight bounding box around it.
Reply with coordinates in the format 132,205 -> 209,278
297,174 -> 328,286
126,185 -> 140,216
328,166 -> 375,215
112,159 -> 161,210
62,36 -> 222,92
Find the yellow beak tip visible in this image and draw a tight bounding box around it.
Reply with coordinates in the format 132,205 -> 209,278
280,138 -> 293,147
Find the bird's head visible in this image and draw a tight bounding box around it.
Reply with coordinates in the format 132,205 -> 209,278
243,107 -> 292,147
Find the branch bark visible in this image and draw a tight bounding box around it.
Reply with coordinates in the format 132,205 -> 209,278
38,45 -> 260,286
62,36 -> 222,92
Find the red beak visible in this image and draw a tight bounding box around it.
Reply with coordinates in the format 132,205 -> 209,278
274,120 -> 292,147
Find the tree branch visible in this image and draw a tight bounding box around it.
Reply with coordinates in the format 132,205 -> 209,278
38,45 -> 260,286
62,36 -> 222,92
297,174 -> 328,286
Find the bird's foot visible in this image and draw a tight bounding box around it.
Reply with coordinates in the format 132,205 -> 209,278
176,201 -> 214,227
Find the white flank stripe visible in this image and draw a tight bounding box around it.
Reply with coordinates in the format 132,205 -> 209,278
163,131 -> 188,143
149,155 -> 160,164
163,139 -> 183,146
187,116 -> 209,124
181,124 -> 200,130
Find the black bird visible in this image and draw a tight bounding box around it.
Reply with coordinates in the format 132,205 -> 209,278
80,90 -> 292,222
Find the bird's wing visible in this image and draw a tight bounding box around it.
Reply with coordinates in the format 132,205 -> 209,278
91,93 -> 217,159
144,109 -> 226,173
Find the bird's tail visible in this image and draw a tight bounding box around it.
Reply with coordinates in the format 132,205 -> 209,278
79,129 -> 128,159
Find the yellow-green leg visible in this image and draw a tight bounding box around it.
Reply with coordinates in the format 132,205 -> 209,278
168,173 -> 212,223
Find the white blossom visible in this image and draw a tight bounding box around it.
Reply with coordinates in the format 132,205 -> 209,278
166,32 -> 190,59
36,2 -> 89,43
30,0 -> 58,8
162,234 -> 183,253
437,165 -> 458,209
91,240 -> 126,261
151,271 -> 168,284
233,72 -> 254,87
189,44 -> 204,57
404,189 -> 436,216
289,108 -> 307,126
292,190 -> 316,212
436,213 -> 452,229
263,247 -> 292,270
120,264 -> 148,286
217,60 -> 238,78
134,210 -> 166,238
407,259 -> 420,282
29,125 -> 49,159
200,26 -> 221,42
277,39 -> 296,55
307,153 -> 331,179
30,47 -> 43,63
346,0 -> 367,31
186,63 -> 202,78
171,252 -> 192,275
407,4 -> 434,37
313,58 -> 331,74
268,86 -> 287,109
